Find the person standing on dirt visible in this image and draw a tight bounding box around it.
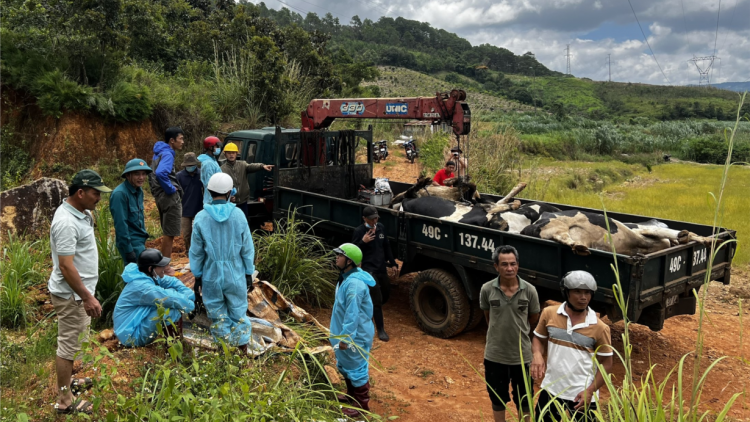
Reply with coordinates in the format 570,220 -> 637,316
189,173 -> 254,353
431,160 -> 456,186
329,243 -> 376,418
220,142 -> 273,221
197,136 -> 224,205
352,206 -> 398,342
49,169 -> 112,415
113,249 -> 195,347
176,152 -> 203,254
479,245 -> 540,422
531,271 -> 613,422
110,158 -> 152,264
449,147 -> 468,177
149,127 -> 185,275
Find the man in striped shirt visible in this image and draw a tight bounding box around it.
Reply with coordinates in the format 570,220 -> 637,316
531,271 -> 613,422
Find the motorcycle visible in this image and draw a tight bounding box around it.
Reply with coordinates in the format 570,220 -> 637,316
373,140 -> 389,163
403,137 -> 419,164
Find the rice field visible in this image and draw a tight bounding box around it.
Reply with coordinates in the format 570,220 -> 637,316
524,162 -> 750,265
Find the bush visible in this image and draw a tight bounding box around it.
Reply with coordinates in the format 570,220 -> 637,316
32,70 -> 93,118
93,203 -> 125,328
0,125 -> 32,190
253,209 -> 337,307
687,137 -> 750,164
0,233 -> 47,328
107,81 -> 153,121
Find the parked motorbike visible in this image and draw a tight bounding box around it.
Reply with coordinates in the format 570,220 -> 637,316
373,140 -> 389,163
403,137 -> 419,164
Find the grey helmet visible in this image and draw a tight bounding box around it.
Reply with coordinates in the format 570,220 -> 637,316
560,271 -> 598,292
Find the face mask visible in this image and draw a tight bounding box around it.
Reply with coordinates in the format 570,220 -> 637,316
230,188 -> 237,197
365,223 -> 373,229
186,165 -> 197,172
214,147 -> 221,156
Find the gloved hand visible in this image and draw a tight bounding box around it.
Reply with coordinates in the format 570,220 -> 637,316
189,277 -> 203,320
125,251 -> 137,263
246,274 -> 254,293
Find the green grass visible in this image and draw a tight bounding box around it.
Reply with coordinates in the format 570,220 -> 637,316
93,201 -> 125,328
0,233 -> 51,328
524,162 -> 750,265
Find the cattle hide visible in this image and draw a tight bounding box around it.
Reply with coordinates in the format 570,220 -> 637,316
400,196 -> 519,229
521,210 -> 712,256
390,176 -> 478,206
492,202 -> 562,233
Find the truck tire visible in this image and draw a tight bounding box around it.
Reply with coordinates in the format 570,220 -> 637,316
465,300 -> 485,332
409,269 -> 470,338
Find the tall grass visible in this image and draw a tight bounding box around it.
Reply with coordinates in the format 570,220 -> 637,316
253,208 -> 337,307
0,232 -> 50,328
93,202 -> 124,328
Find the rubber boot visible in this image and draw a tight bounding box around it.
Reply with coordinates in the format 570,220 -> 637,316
341,381 -> 370,417
337,378 -> 354,404
373,307 -> 390,342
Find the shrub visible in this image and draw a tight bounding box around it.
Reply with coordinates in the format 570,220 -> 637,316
0,233 -> 40,328
93,203 -> 125,328
32,70 -> 93,118
0,125 -> 32,190
253,208 -> 337,307
107,81 -> 153,121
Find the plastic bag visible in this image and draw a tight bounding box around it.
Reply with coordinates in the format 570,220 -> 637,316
375,178 -> 392,193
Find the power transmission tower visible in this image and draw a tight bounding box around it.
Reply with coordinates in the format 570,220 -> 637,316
689,56 -> 718,87
607,54 -> 611,82
565,45 -> 571,75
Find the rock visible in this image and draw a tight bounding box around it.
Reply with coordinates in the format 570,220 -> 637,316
98,328 -> 115,342
1,178 -> 67,237
324,365 -> 341,384
729,286 -> 750,299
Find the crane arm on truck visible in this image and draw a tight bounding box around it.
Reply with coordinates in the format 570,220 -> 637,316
301,89 -> 471,136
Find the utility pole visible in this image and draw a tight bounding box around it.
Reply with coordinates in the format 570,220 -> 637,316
565,44 -> 571,75
607,54 -> 611,82
689,56 -> 718,87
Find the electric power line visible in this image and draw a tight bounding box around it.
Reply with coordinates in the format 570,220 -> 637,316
718,0 -> 738,54
712,0 -> 722,58
679,0 -> 695,57
625,0 -> 671,84
272,0 -> 310,16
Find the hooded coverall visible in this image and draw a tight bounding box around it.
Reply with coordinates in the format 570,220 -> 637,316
197,153 -> 222,205
113,263 -> 195,347
189,200 -> 254,347
329,267 -> 376,387
109,180 -> 149,261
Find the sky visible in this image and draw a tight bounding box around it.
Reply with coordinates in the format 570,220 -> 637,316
261,0 -> 750,85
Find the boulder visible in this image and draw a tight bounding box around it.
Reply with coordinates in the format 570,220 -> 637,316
1,178 -> 67,237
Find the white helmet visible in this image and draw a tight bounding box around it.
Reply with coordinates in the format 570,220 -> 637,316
561,271 -> 598,292
207,173 -> 233,194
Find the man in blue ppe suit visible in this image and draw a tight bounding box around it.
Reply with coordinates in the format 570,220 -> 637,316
329,243 -> 376,417
110,158 -> 152,263
189,172 -> 254,353
196,136 -> 224,205
113,249 -> 195,347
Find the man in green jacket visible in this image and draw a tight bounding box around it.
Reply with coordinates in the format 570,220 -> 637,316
220,142 -> 273,220
110,159 -> 152,263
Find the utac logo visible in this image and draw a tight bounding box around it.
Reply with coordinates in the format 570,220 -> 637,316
340,102 -> 365,115
385,103 -> 408,114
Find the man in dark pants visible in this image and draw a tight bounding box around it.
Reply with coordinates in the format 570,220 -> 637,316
352,206 -> 398,342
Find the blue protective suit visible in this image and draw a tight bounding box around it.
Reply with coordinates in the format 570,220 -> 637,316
113,263 -> 195,347
329,267 -> 376,387
189,200 -> 254,347
197,153 -> 221,204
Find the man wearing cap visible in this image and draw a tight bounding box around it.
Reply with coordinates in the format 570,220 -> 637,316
330,243 -> 376,417
176,152 -> 203,254
190,173 -> 254,353
220,142 -> 273,221
49,170 -> 111,415
113,249 -> 195,347
480,245 -> 540,422
352,206 -> 398,342
149,127 -> 185,273
531,271 -> 613,422
110,158 -> 152,263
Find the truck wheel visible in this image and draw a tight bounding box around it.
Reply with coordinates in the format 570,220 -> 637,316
409,269 -> 470,338
465,300 -> 485,332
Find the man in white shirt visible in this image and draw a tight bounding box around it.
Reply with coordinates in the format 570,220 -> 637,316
49,170 -> 111,415
531,271 -> 613,422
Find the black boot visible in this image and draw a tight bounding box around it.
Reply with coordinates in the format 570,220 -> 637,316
342,381 -> 370,417
337,378 -> 354,404
373,307 -> 390,342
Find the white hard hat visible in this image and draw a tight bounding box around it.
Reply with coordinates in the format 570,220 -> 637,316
207,173 -> 233,194
561,271 -> 598,292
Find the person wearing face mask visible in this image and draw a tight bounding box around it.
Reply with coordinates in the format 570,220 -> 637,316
176,153 -> 203,254
329,243 -> 376,418
113,249 -> 195,347
220,142 -> 273,222
189,173 -> 254,353
197,136 -> 225,205
110,159 -> 152,263
352,206 -> 398,342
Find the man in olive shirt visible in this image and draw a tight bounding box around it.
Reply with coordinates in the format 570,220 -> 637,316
479,245 -> 540,422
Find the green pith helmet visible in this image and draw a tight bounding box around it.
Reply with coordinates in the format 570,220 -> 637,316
333,243 -> 363,266
121,158 -> 152,177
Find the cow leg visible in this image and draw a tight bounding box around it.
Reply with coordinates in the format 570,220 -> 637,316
631,227 -> 711,246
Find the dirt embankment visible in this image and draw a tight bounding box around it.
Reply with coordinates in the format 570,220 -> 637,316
1,87 -> 160,177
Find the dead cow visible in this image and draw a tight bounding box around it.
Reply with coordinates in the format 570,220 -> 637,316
390,176 -> 479,208
520,210 -> 713,256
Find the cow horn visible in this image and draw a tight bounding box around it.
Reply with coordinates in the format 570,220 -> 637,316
488,200 -> 521,214
496,182 -> 527,205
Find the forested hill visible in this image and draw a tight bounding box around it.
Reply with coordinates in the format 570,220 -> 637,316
256,3 -> 560,80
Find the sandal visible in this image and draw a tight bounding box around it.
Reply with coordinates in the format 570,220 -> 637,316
56,398 -> 94,414
70,377 -> 93,395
